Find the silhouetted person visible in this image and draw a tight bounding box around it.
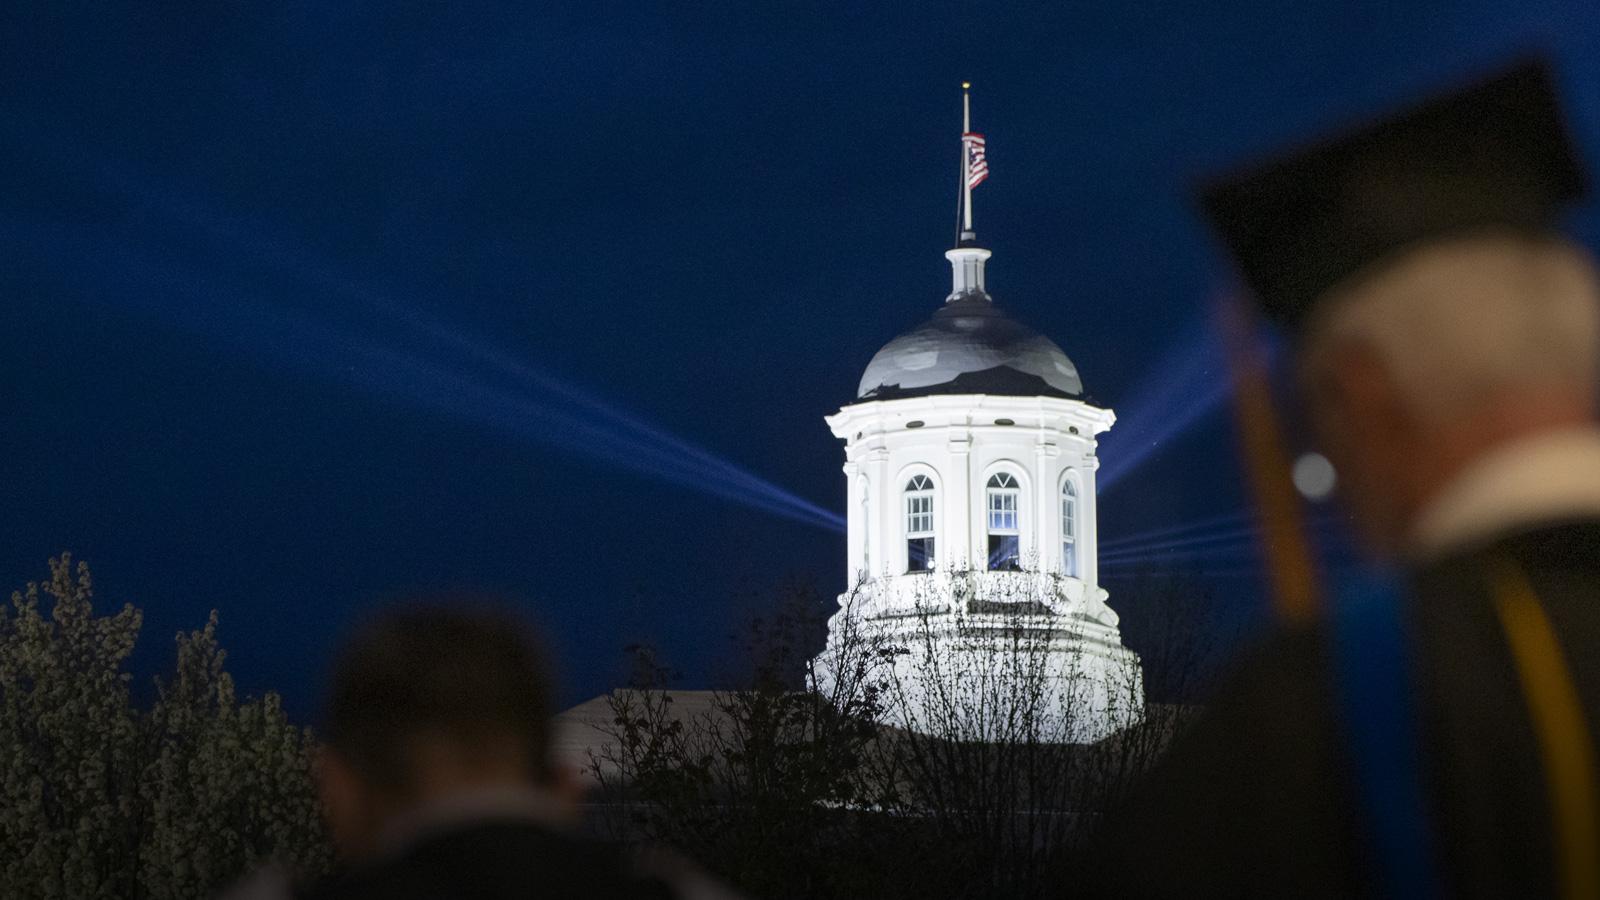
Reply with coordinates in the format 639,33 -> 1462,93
1087,59 -> 1600,897
299,604 -> 728,900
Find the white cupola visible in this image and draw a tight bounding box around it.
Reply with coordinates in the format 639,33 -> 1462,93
811,86 -> 1143,744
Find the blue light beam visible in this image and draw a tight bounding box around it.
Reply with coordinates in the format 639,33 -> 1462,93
1099,512 -> 1341,565
1097,525 -> 1268,564
27,136 -> 844,533
1097,509 -> 1258,553
1097,322 -> 1233,492
19,222 -> 844,533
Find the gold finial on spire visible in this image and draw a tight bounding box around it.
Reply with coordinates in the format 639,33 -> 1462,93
962,81 -> 971,90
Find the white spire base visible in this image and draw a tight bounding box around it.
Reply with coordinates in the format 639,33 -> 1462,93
945,245 -> 992,300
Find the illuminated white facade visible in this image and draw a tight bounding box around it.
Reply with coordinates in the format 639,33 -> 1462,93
813,237 -> 1145,744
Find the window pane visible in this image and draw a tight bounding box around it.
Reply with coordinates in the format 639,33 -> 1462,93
907,492 -> 934,537
985,490 -> 1014,530
988,490 -> 1018,532
908,537 -> 935,572
988,534 -> 1020,571
1063,538 -> 1077,577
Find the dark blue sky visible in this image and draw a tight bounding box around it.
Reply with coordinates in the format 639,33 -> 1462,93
6,1 -> 1600,715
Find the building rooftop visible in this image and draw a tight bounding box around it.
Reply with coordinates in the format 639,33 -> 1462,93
856,292 -> 1084,402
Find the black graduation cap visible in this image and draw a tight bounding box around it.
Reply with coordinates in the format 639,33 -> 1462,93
1200,58 -> 1588,333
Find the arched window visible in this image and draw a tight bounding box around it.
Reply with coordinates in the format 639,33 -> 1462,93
1062,478 -> 1079,577
986,472 -> 1021,571
904,474 -> 936,572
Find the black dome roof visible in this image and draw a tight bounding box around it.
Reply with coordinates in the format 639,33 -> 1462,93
856,294 -> 1084,401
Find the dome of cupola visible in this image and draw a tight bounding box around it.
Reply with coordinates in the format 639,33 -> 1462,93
855,242 -> 1084,401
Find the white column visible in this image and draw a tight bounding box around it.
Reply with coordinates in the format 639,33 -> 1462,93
1034,439 -> 1059,572
843,461 -> 862,585
947,429 -> 972,570
867,447 -> 890,578
1083,448 -> 1102,588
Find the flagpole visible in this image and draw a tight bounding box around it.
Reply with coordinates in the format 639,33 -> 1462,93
962,82 -> 973,234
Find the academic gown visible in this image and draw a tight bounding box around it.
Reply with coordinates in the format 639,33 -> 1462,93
1084,520 -> 1600,897
1083,429 -> 1600,897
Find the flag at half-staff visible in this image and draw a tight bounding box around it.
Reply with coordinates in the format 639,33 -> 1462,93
964,132 -> 989,189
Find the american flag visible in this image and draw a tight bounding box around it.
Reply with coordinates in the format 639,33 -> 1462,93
963,132 -> 989,189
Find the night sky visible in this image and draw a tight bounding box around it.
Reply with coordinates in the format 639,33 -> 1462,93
6,1 -> 1600,716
